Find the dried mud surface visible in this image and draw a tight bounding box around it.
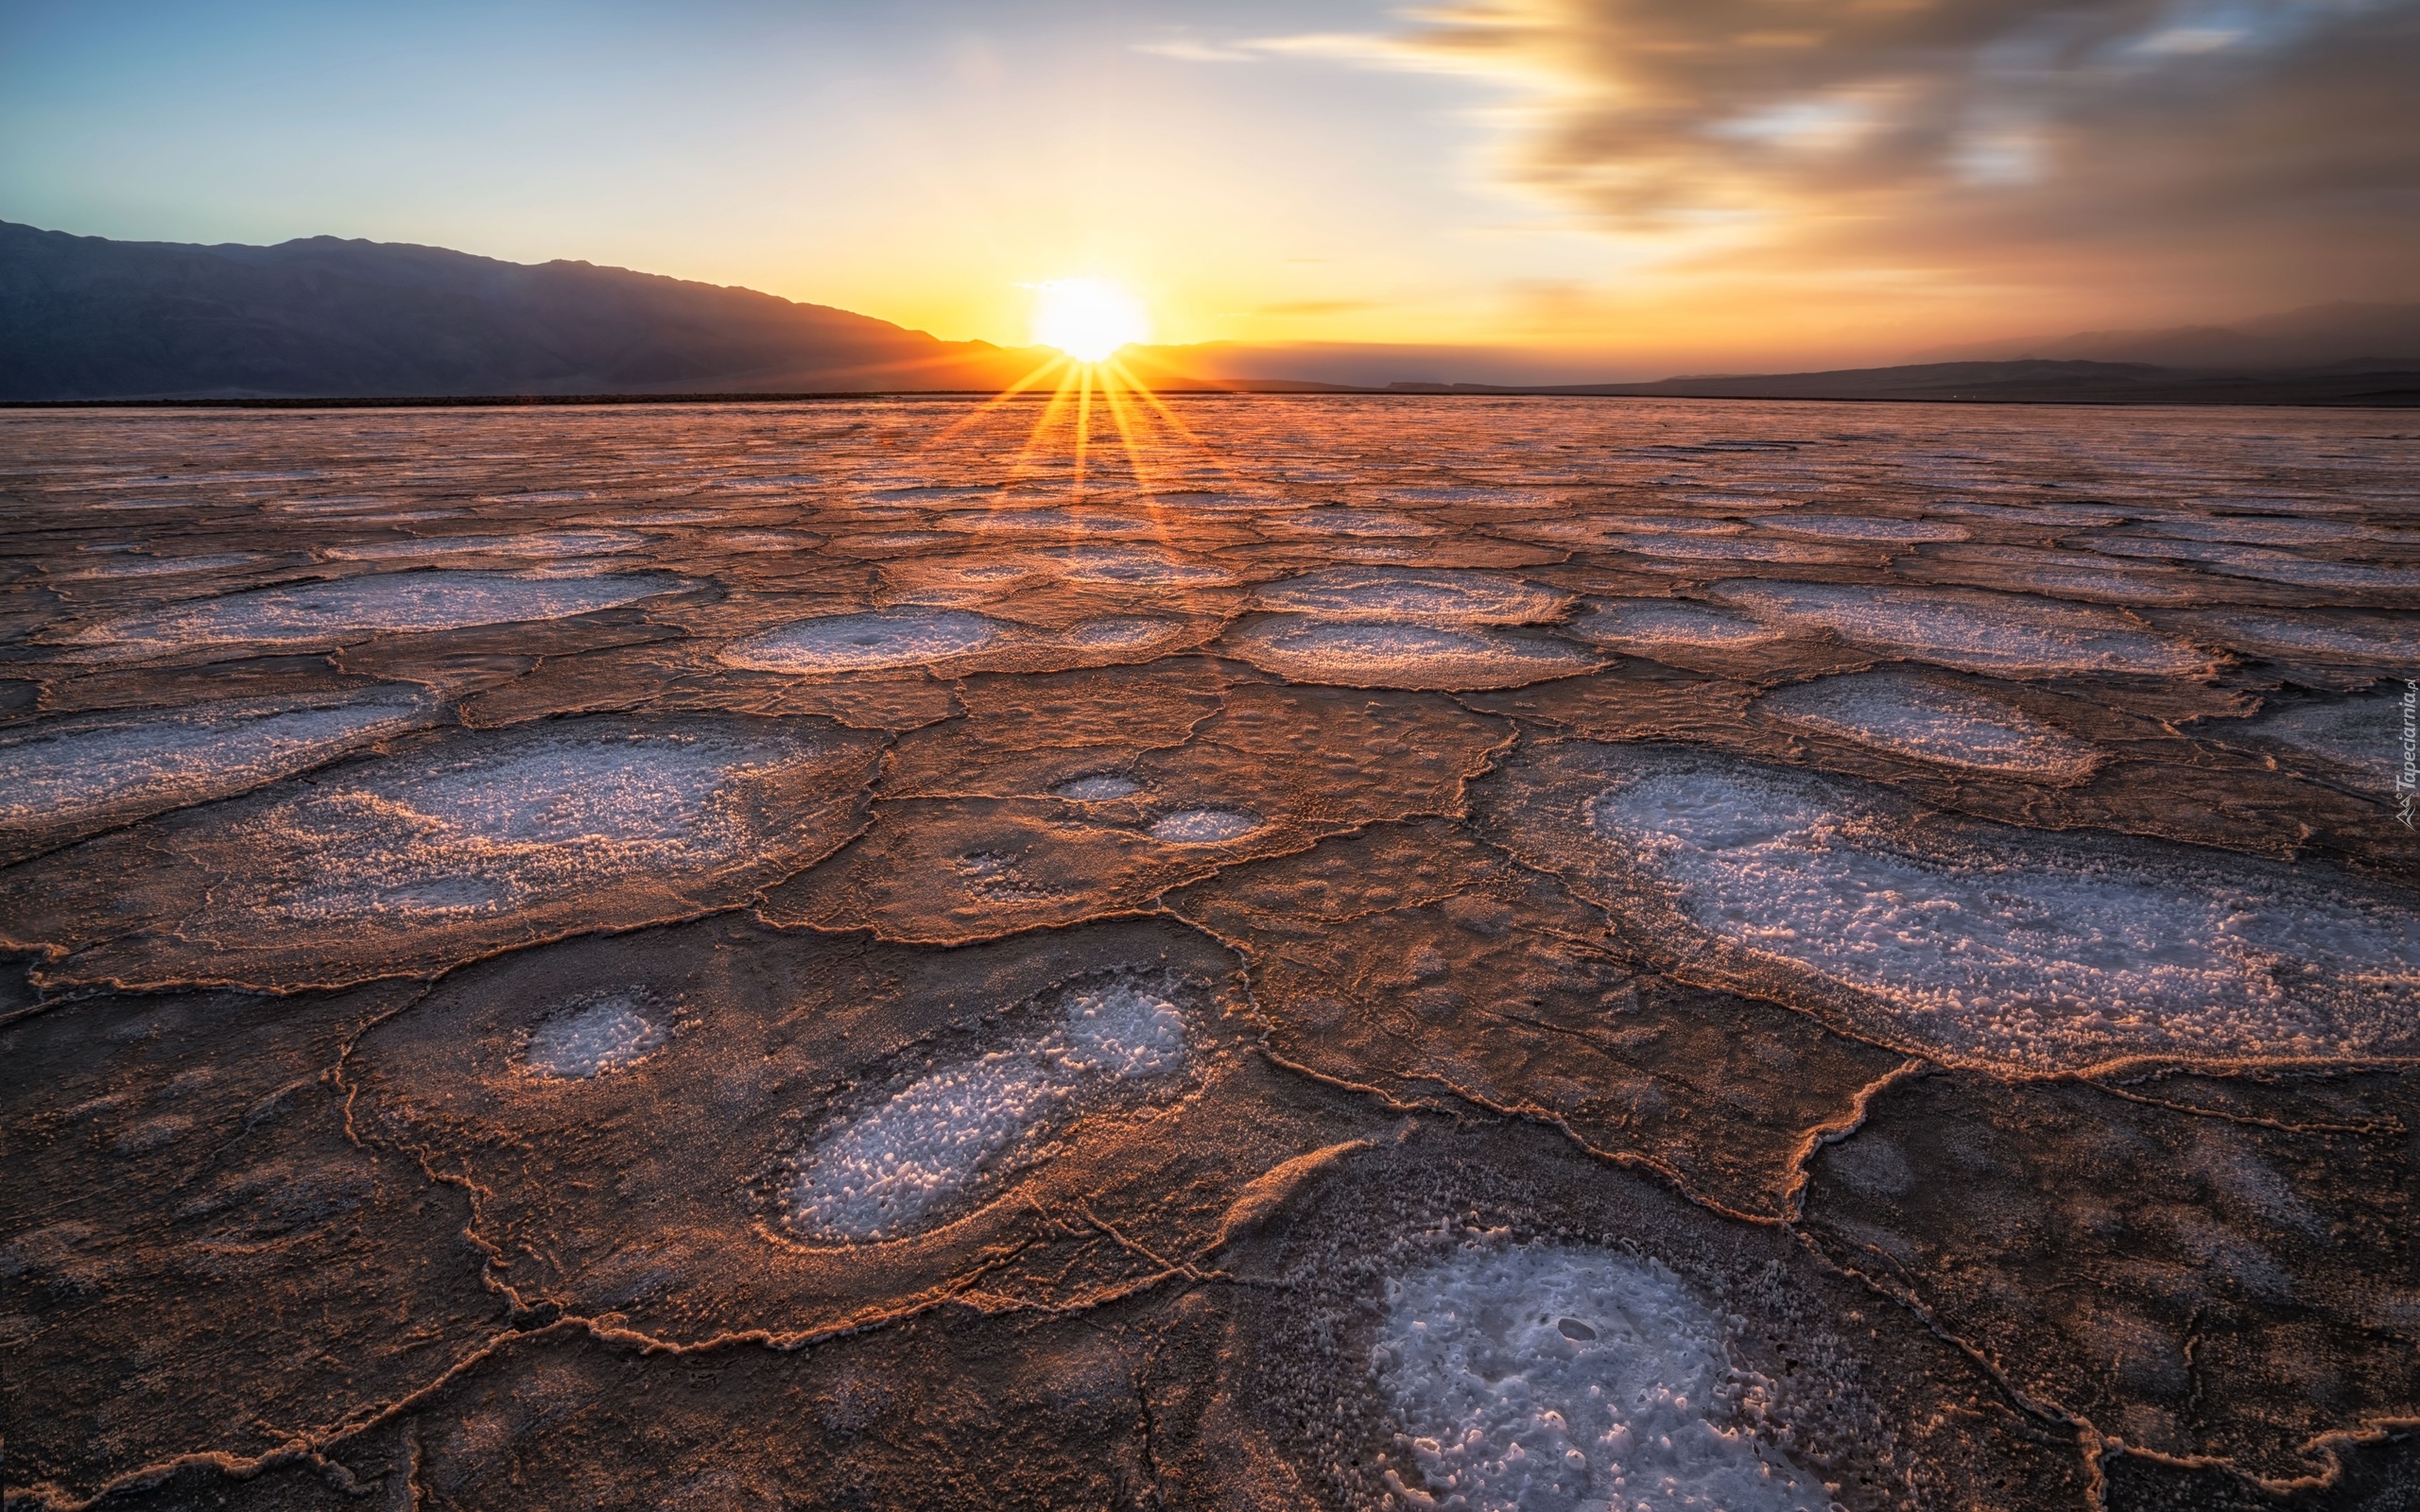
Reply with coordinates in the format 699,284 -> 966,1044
4,397 -> 2417,1511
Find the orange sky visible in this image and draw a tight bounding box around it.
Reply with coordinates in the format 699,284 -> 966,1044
7,0 -> 2415,375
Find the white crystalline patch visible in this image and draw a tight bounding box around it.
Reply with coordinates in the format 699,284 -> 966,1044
1374,1244 -> 1823,1512
1609,534 -> 1876,564
1149,808 -> 1261,843
725,531 -> 820,553
1759,514 -> 1970,542
1223,617 -> 1600,691
2137,517 -> 2396,547
1058,773 -> 1144,800
0,689 -> 439,835
1927,501 -> 2133,528
786,982 -> 1189,1243
2077,537 -> 2420,592
2229,691 -> 2405,788
1589,763 -> 2420,1071
1059,616 -> 1184,650
1568,600 -> 1788,652
249,722 -> 845,928
64,572 -> 684,653
525,994 -> 669,1078
1037,547 -> 1239,587
1136,490 -> 1288,512
2169,610 -> 2420,666
1708,581 -> 2209,677
1253,569 -> 1571,627
1756,672 -> 2104,782
52,553 -> 268,580
934,508 -> 1156,537
718,610 -> 1006,672
1271,508 -> 1442,537
322,529 -> 648,560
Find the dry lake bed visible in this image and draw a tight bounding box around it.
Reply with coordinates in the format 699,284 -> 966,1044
4,395 -> 2417,1511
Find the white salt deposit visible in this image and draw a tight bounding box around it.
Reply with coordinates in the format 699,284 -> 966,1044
524,993 -> 670,1078
1037,546 -> 1239,587
1707,582 -> 2209,677
247,720 -> 852,931
63,572 -> 685,654
1567,600 -> 1788,653
2229,691 -> 2404,788
1759,514 -> 1971,542
1059,616 -> 1184,650
321,529 -> 648,560
1057,773 -> 1144,800
718,610 -> 1006,672
786,981 -> 1189,1242
2169,610 -> 2420,666
1270,508 -> 1442,537
0,689 -> 440,837
1757,672 -> 2104,782
1610,535 -> 1869,565
52,553 -> 268,580
2078,538 -> 2420,593
1587,757 -> 2420,1071
1223,617 -> 1600,691
1252,569 -> 1571,627
1149,808 -> 1261,843
1374,1243 -> 1823,1512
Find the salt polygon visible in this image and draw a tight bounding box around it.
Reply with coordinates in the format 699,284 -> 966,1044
1374,1242 -> 1824,1512
718,610 -> 1006,672
785,980 -> 1189,1243
1756,671 -> 2104,781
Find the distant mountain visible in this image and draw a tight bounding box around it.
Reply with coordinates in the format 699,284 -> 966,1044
1362,359 -> 2420,406
8,221 -> 2415,405
1961,302 -> 2420,370
0,221 -> 1042,401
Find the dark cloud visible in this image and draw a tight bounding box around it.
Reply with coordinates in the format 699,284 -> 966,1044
1392,0 -> 2420,305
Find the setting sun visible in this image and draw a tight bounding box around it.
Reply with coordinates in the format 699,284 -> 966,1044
1028,278 -> 1149,362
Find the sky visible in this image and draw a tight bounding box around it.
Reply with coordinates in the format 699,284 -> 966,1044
5,0 -> 2416,377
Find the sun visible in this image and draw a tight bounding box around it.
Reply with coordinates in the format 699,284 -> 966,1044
1029,278 -> 1150,363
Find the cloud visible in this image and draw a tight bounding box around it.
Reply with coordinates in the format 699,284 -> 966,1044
1278,0 -> 2420,310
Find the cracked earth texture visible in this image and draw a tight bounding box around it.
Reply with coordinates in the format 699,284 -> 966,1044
3,396 -> 2417,1512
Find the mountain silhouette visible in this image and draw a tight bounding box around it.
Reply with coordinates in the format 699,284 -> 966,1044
0,221 -> 1042,401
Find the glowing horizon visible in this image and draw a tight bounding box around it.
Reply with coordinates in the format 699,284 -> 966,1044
4,1 -> 2411,376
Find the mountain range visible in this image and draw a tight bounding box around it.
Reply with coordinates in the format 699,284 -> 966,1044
4,220 -> 2415,405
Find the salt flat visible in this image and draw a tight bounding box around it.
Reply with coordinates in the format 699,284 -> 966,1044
3,396 -> 2416,1512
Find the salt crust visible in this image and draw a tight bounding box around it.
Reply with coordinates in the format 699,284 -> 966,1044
62,571 -> 684,653
1707,581 -> 2208,677
786,981 -> 1188,1242
524,993 -> 669,1078
1149,808 -> 1261,843
320,529 -> 648,560
247,722 -> 845,928
2168,610 -> 2420,665
2230,690 -> 2404,787
1567,600 -> 1786,652
1374,1242 -> 1824,1512
1223,616 -> 1599,690
719,610 -> 1005,672
1756,671 -> 2103,781
1758,515 -> 1970,542
1253,568 -> 1571,627
717,609 -> 1183,672
1586,756 -> 2420,1071
1057,773 -> 1144,800
0,689 -> 439,833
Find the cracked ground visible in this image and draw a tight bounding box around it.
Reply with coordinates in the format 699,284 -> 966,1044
3,395 -> 2417,1511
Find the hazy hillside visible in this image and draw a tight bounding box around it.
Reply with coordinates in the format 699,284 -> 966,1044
1971,302 -> 2420,369
0,222 -> 1041,400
